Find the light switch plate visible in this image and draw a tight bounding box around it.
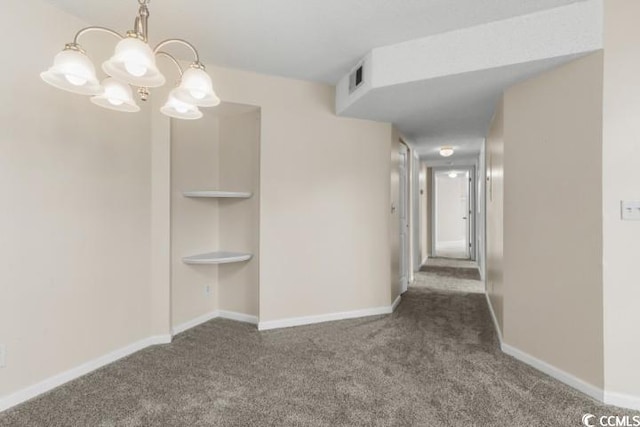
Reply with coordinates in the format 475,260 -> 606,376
0,344 -> 6,368
621,201 -> 640,221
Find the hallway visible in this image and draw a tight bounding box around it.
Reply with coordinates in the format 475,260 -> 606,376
414,259 -> 484,294
2,288 -> 632,426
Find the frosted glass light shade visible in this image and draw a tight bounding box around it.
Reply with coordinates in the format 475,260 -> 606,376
173,68 -> 220,107
90,78 -> 140,112
439,147 -> 455,157
161,90 -> 202,120
102,37 -> 165,87
40,49 -> 102,95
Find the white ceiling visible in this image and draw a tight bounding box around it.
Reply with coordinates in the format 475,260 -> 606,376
341,54 -> 585,160
43,0 -> 584,84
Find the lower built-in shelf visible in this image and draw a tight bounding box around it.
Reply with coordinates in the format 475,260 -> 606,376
183,191 -> 252,199
183,251 -> 253,265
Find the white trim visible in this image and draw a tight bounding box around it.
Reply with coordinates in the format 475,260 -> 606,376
484,294 -> 640,411
171,310 -> 220,335
484,293 -> 503,345
219,310 -> 258,325
501,343 -> 604,402
391,294 -> 402,312
0,335 -> 171,413
604,391 -> 640,411
172,310 -> 258,336
258,303 -> 396,331
0,308 -> 261,413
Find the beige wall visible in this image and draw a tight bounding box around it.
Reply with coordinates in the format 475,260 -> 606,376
150,92 -> 172,338
486,100 -> 505,334
166,65 -> 395,326
419,163 -> 428,264
170,118 -> 221,326
426,167 -> 434,258
171,107 -> 261,325
165,66 -> 395,325
0,0 -> 153,397
218,109 -> 261,316
602,0 -> 640,399
500,53 -> 605,388
389,127 -> 403,302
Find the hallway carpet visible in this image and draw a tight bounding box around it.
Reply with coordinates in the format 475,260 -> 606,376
1,290 -> 635,426
419,265 -> 481,281
412,271 -> 484,294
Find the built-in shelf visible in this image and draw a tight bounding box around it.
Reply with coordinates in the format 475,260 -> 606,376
183,191 -> 252,199
183,251 -> 253,265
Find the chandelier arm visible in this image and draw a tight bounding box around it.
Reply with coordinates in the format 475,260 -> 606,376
73,26 -> 125,45
153,39 -> 201,65
155,51 -> 184,77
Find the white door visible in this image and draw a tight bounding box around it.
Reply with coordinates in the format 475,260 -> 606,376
463,170 -> 472,259
399,148 -> 409,292
434,168 -> 472,260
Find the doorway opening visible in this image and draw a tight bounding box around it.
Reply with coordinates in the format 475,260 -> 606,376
432,167 -> 475,260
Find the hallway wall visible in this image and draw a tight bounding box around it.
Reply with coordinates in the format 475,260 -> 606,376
501,52 -> 604,389
486,101 -> 505,335
419,163 -> 428,264
602,0 -> 640,402
389,127 -> 403,302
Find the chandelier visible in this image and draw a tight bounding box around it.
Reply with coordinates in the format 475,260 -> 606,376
40,0 -> 219,120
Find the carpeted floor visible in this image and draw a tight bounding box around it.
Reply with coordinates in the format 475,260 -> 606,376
419,265 -> 481,281
412,271 -> 485,294
1,289 -> 636,427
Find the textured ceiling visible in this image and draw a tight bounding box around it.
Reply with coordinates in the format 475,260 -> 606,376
43,0 -> 584,84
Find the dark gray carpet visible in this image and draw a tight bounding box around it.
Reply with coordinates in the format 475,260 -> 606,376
1,289 -> 635,426
419,265 -> 482,281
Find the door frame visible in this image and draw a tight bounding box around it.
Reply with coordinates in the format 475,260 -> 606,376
398,142 -> 410,293
430,165 -> 477,260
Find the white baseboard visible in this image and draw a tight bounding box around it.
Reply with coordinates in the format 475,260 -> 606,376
0,334 -> 171,413
391,294 -> 402,312
604,391 -> 640,411
258,302 -> 397,331
172,310 -> 220,335
218,310 -> 258,325
484,293 -> 503,344
484,295 -> 604,402
1,308 -> 260,413
483,294 -> 640,411
501,343 -> 604,402
172,309 -> 258,335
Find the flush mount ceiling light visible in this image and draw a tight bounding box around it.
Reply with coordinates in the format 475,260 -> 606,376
439,146 -> 455,157
40,0 -> 220,120
448,171 -> 458,178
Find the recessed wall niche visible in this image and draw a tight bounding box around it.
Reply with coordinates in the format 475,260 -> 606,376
170,102 -> 260,326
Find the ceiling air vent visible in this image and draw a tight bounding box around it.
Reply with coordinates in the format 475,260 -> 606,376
349,63 -> 364,94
